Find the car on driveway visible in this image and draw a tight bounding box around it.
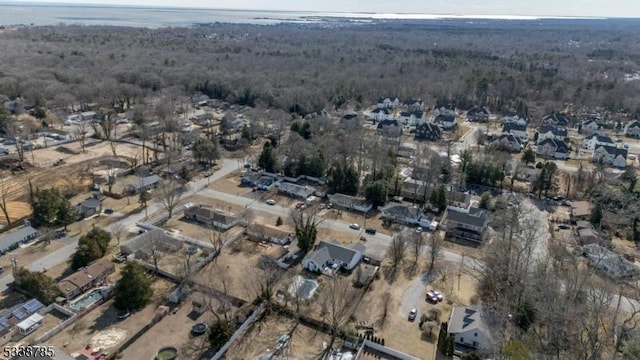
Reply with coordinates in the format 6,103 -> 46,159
365,227 -> 376,235
426,290 -> 444,303
266,199 -> 276,205
349,223 -> 360,230
408,308 -> 417,321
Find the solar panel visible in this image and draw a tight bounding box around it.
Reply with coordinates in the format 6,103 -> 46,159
12,308 -> 27,320
23,299 -> 44,313
0,317 -> 10,329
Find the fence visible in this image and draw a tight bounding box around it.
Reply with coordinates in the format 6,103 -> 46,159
355,340 -> 421,360
210,301 -> 267,360
33,304 -> 77,344
107,315 -> 164,360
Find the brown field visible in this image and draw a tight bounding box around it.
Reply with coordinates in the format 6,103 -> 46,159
227,313 -> 343,359
191,238 -> 286,302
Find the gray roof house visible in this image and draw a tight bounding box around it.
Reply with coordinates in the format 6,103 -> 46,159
0,226 -> 38,254
302,241 -> 364,273
448,305 -> 492,351
278,182 -> 316,199
184,204 -> 239,231
583,243 -> 640,281
441,206 -> 490,246
76,198 -> 101,219
245,224 -> 293,245
624,119 -> 640,138
328,193 -> 373,213
0,298 -> 45,345
575,221 -> 607,246
379,204 -> 422,225
542,113 -> 569,127
127,174 -> 162,194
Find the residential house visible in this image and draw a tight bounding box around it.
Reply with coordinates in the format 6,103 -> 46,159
302,241 -> 364,273
58,258 -> 115,301
376,97 -> 399,109
502,123 -> 529,143
571,201 -> 592,222
245,224 -> 293,245
542,113 -> 569,127
624,120 -> 640,138
536,138 -> 569,159
76,198 -> 101,219
398,111 -> 426,126
448,305 -> 492,351
583,243 -> 640,281
342,111 -> 358,121
240,173 -> 276,190
183,204 -> 240,231
582,134 -> 615,151
80,111 -> 98,122
328,193 -> 373,213
434,114 -> 457,131
379,204 -> 422,225
376,119 -> 402,135
450,191 -> 471,209
466,107 -> 490,122
0,226 -> 38,255
127,174 -> 162,194
403,99 -> 425,112
441,206 -> 490,245
593,145 -> 627,168
0,299 -> 44,345
414,122 -> 442,141
278,182 -> 316,199
537,125 -> 567,142
492,134 -> 522,153
580,119 -> 601,135
575,221 -> 608,246
369,108 -> 394,122
502,112 -> 528,126
401,180 -> 428,202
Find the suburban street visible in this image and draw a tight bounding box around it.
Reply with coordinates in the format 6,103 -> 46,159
0,158 -> 239,292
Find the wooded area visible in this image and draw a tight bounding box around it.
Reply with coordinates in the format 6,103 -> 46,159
2,19 -> 640,118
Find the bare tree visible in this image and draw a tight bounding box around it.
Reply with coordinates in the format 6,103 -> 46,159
74,120 -> 89,153
111,223 -> 126,246
317,276 -> 359,358
156,178 -> 182,218
426,232 -> 445,275
386,232 -> 408,281
0,179 -> 13,226
204,228 -> 227,262
379,291 -> 392,327
409,231 -> 426,274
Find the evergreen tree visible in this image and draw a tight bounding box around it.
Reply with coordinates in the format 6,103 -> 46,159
114,262 -> 153,311
71,227 -> 112,270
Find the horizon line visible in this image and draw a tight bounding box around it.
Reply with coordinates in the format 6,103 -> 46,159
0,0 -> 638,20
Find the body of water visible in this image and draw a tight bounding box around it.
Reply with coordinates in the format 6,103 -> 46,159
0,1 -> 608,28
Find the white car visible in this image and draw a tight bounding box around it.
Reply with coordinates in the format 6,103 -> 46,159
408,308 -> 417,321
426,290 -> 444,303
349,223 -> 360,230
266,199 -> 276,205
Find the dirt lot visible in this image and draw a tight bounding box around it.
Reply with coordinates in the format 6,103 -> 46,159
354,258 -> 479,360
207,175 -> 252,197
191,238 -> 286,302
227,313 -> 344,359
48,278 -> 174,353
121,291 -> 216,360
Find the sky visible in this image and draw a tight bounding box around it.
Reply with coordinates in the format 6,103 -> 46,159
9,0 -> 640,17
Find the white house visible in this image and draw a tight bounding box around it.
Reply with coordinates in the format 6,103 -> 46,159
580,119 -> 601,134
625,120 -> 640,138
441,206 -> 490,245
369,108 -> 394,122
583,243 -> 639,281
502,123 -> 528,143
593,145 -> 627,168
398,111 -> 426,126
491,134 -> 522,153
302,241 -> 364,273
377,97 -> 399,109
502,112 -> 528,126
537,126 -> 567,142
542,113 -> 569,127
536,138 -> 569,160
448,305 -> 492,351
582,134 -> 615,151
80,111 -> 98,121
328,193 -> 373,213
403,99 -> 425,112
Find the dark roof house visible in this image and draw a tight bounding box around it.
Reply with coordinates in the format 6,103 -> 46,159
414,122 -> 442,140
0,226 -> 38,254
184,204 -> 240,231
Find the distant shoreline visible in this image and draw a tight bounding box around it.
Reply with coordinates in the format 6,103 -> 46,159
0,2 -> 629,28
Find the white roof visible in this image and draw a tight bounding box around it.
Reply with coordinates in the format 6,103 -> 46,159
16,313 -> 43,331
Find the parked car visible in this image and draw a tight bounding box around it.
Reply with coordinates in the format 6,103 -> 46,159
103,208 -> 114,214
349,223 -> 360,230
365,227 -> 376,235
557,223 -> 570,230
416,227 -> 423,233
116,309 -> 130,320
203,171 -> 212,177
408,308 -> 417,321
266,199 -> 276,205
426,290 -> 444,303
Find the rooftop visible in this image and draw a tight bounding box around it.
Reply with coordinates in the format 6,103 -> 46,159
58,258 -> 115,297
0,225 -> 37,251
444,206 -> 489,228
449,304 -> 489,334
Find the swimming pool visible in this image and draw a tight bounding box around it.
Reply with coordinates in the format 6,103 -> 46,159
69,287 -> 108,311
288,276 -> 318,300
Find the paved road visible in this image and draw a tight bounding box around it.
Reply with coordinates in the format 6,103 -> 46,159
0,158 -> 239,292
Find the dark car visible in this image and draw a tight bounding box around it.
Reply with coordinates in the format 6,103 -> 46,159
365,227 -> 377,235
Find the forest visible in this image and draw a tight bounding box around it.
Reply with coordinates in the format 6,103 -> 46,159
1,19 -> 640,118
